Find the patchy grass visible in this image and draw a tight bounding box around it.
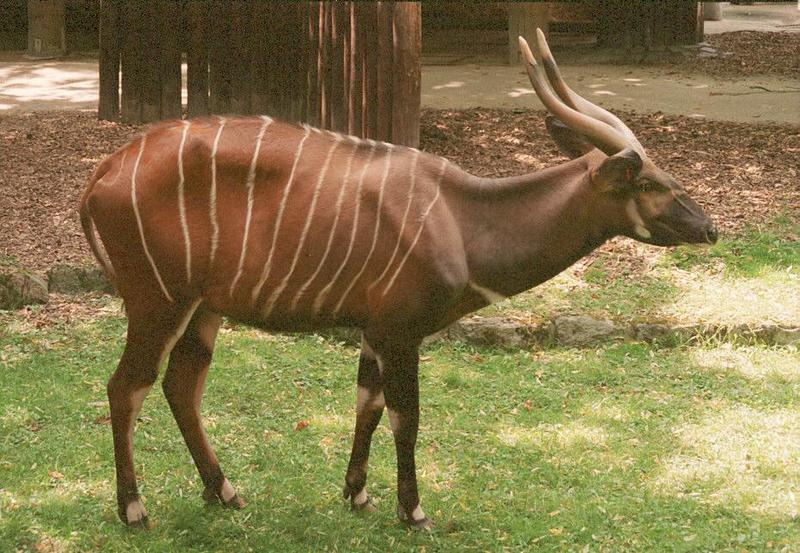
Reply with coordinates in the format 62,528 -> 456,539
1,306 -> 800,552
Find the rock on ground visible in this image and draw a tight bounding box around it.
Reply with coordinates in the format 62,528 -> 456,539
0,269 -> 48,309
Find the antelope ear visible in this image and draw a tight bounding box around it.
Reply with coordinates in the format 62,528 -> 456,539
591,148 -> 642,191
545,116 -> 594,159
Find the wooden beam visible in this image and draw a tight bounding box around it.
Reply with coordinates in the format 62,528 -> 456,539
375,1 -> 393,142
186,1 -> 209,117
98,0 -> 120,121
391,2 -> 420,147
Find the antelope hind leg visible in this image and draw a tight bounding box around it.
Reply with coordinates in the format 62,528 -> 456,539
162,307 -> 245,510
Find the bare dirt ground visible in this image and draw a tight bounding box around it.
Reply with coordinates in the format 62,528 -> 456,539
0,108 -> 797,277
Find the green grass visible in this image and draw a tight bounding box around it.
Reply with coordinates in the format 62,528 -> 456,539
2,306 -> 800,552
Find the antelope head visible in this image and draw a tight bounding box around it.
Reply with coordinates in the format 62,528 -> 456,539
519,31 -> 718,246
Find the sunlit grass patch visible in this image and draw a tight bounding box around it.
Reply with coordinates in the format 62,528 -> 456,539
692,344 -> 800,381
649,403 -> 800,519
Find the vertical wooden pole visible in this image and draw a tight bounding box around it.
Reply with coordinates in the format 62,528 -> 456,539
306,2 -> 321,126
250,1 -> 271,116
363,2 -> 378,139
229,2 -> 252,115
375,1 -> 393,143
186,0 -> 209,117
391,2 -> 420,147
208,0 -> 232,114
330,1 -> 347,132
320,2 -> 332,129
348,2 -> 362,136
507,3 -> 550,65
120,1 -> 143,123
160,0 -> 182,119
98,0 -> 120,121
140,2 -> 163,122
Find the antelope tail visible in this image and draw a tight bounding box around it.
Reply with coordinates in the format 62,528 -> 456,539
79,163 -> 117,293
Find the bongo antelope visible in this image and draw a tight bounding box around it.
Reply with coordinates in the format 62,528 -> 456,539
80,31 -> 717,530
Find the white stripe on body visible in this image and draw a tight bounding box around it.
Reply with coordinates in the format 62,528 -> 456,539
261,139 -> 342,317
333,146 -> 395,316
229,116 -> 273,296
290,141 -> 359,311
381,159 -> 449,298
312,142 -> 378,314
367,149 -> 420,293
251,127 -> 312,306
177,121 -> 192,283
209,117 -> 227,268
131,136 -> 173,302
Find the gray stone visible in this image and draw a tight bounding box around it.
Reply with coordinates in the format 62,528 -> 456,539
634,323 -> 673,342
446,316 -> 541,349
553,315 -> 620,346
0,269 -> 49,309
47,263 -> 112,294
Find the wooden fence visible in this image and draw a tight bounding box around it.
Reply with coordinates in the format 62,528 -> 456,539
98,1 -> 421,146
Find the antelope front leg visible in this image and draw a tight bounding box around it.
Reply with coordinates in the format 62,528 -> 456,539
343,339 -> 384,512
380,343 -> 432,531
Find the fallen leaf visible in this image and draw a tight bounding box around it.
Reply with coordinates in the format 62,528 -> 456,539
294,420 -> 309,431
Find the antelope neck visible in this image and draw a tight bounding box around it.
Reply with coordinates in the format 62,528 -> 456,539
449,157 -> 611,298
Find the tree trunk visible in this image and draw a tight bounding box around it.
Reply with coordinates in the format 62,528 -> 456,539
98,0 -> 120,121
391,2 -> 421,147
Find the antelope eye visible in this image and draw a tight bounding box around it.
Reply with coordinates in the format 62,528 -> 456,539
635,179 -> 660,192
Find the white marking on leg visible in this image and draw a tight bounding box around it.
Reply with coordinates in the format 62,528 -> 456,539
126,498 -> 148,524
353,488 -> 369,506
229,116 -> 273,297
411,505 -> 427,522
262,139 -> 341,317
382,159 -> 449,298
313,142 -> 378,313
220,478 -> 236,503
626,199 -> 651,239
387,408 -> 401,433
251,127 -> 312,306
291,142 -> 359,310
209,117 -> 227,269
177,121 -> 193,283
469,280 -> 507,304
368,150 -> 420,293
131,136 -> 173,303
357,386 -> 385,412
333,146 -> 395,315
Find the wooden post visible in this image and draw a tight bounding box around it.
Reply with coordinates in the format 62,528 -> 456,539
140,2 -> 162,122
306,2 -> 321,126
330,1 -> 347,132
186,1 -> 209,117
363,2 -> 378,139
208,0 -> 232,114
98,0 -> 120,121
160,0 -> 182,119
229,2 -> 252,115
120,1 -> 143,123
507,3 -> 549,65
391,2 -> 420,147
348,2 -> 363,136
375,1 -> 393,143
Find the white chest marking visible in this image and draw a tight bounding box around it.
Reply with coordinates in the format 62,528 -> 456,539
131,136 -> 173,302
251,127 -> 312,306
208,117 -> 227,268
262,139 -> 341,317
334,146 -> 395,315
230,116 -> 273,296
469,281 -> 507,304
313,142 -> 378,313
177,120 -> 192,283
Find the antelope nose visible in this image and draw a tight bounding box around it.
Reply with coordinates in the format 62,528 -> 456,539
705,225 -> 718,244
